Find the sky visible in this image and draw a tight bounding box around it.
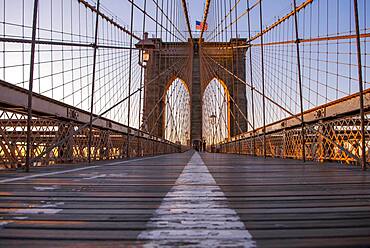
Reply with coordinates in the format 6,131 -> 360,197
48,0 -> 303,42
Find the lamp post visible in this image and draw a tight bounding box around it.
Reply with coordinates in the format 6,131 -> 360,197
210,113 -> 217,152
135,32 -> 156,155
139,49 -> 150,68
135,32 -> 156,68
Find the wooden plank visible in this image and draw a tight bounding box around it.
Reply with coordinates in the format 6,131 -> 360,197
0,151 -> 369,247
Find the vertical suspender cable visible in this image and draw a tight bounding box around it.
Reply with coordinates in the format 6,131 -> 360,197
293,0 -> 306,162
127,0 -> 135,157
246,0 -> 256,156
87,0 -> 100,163
259,0 -> 267,158
353,0 -> 367,170
25,0 -> 39,172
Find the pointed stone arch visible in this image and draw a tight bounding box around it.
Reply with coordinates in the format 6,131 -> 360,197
141,38 -> 247,144
163,77 -> 191,145
202,78 -> 231,146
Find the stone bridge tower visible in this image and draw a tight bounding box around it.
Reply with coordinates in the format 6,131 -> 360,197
139,38 -> 247,148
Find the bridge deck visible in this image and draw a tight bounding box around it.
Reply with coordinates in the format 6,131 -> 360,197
0,152 -> 370,247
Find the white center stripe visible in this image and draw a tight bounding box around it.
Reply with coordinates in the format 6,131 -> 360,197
137,152 -> 256,247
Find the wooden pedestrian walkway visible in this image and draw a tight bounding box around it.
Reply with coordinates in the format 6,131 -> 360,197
0,151 -> 370,247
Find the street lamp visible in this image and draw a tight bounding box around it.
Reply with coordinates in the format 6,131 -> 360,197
210,113 -> 217,152
140,50 -> 150,67
135,32 -> 156,68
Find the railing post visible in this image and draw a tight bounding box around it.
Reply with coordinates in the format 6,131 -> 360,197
292,0 -> 306,162
25,0 -> 39,172
283,130 -> 286,159
87,0 -> 100,164
152,139 -> 155,156
353,0 -> 367,170
258,1 -> 267,158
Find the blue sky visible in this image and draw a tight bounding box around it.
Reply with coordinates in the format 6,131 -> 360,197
74,0 -> 304,41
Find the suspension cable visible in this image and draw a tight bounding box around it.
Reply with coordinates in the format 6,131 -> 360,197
181,0 -> 193,41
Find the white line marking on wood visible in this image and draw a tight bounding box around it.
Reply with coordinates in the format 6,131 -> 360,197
137,152 -> 256,247
2,202 -> 65,215
82,174 -> 107,180
12,216 -> 28,220
0,154 -> 169,184
33,185 -> 60,191
104,154 -> 168,166
0,221 -> 11,227
0,166 -> 101,184
13,208 -> 63,214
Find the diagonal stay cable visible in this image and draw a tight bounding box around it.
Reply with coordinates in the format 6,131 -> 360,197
145,57 -> 191,134
201,50 -> 259,131
181,0 -> 193,41
199,0 -> 212,43
201,50 -> 265,146
203,52 -> 360,162
205,52 -> 297,117
29,57 -> 187,164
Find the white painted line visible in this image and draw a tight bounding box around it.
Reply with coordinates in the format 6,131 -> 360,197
0,154 -> 169,184
0,221 -> 11,227
0,166 -> 101,184
82,174 -> 107,180
104,154 -> 168,166
33,185 -> 60,191
137,152 -> 256,247
12,216 -> 28,220
12,208 -> 63,214
2,202 -> 65,215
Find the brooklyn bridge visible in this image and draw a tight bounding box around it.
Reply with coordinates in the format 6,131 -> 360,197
0,0 -> 370,247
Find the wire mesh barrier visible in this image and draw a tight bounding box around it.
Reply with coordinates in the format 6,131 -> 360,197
219,110 -> 370,165
201,0 -> 369,168
0,107 -> 179,169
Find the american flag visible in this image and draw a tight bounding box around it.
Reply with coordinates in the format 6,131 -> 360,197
195,21 -> 208,31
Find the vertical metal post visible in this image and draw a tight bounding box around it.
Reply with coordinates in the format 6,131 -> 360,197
126,0 -> 135,158
259,1 -> 267,158
247,0 -> 256,156
293,0 -> 306,162
87,0 -> 100,164
353,0 -> 367,170
25,0 -> 39,172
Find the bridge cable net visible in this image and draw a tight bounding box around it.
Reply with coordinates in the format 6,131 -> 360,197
0,0 -> 189,169
201,0 -> 369,167
202,78 -> 230,147
164,78 -> 191,145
